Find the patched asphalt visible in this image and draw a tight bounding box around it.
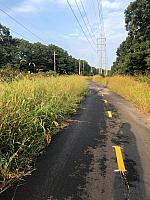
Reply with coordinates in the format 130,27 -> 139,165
1,81 -> 150,200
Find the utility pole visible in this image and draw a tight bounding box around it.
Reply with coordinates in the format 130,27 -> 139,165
104,38 -> 108,76
83,60 -> 85,75
100,36 -> 103,75
97,35 -> 107,76
79,59 -> 81,75
96,0 -> 108,76
91,66 -> 93,74
53,51 -> 57,72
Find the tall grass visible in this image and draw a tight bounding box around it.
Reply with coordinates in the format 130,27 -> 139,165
93,75 -> 150,114
0,75 -> 87,192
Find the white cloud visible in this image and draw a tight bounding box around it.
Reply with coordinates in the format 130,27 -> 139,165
68,31 -> 80,37
60,0 -> 132,67
102,0 -> 120,9
14,4 -> 35,13
11,0 -> 81,13
6,0 -> 133,68
11,0 -> 51,13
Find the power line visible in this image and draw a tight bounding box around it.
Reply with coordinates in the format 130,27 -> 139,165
74,0 -> 96,46
96,0 -> 105,35
66,0 -> 96,51
1,4 -> 40,31
96,0 -> 108,75
80,0 -> 97,40
91,0 -> 101,33
0,8 -> 46,43
97,0 -> 102,22
9,28 -> 33,42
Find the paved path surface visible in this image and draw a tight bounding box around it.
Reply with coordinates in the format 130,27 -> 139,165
1,81 -> 150,200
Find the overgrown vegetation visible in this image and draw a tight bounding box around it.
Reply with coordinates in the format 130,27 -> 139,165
111,0 -> 150,75
93,76 -> 150,114
0,23 -> 98,75
103,0 -> 150,114
0,74 -> 87,193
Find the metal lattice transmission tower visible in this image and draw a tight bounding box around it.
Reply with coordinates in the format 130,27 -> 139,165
97,0 -> 108,76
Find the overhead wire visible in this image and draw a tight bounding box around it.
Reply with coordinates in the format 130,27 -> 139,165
0,8 -> 46,44
90,0 -> 101,69
96,0 -> 105,36
0,3 -> 40,31
0,1 -> 99,68
91,0 -> 101,33
66,0 -> 96,51
74,0 -> 96,46
74,0 -> 96,47
79,0 -> 97,41
9,28 -> 33,42
96,0 -> 109,73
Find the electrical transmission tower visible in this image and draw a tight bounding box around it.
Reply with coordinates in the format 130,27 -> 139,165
97,0 -> 108,76
97,36 -> 107,76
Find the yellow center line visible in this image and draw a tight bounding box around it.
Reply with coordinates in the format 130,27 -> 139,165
107,111 -> 112,118
104,100 -> 108,103
113,146 -> 126,174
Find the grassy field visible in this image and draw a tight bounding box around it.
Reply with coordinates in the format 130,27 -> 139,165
0,75 -> 87,193
93,75 -> 150,114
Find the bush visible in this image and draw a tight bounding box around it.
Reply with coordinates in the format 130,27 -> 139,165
0,75 -> 87,193
93,75 -> 150,114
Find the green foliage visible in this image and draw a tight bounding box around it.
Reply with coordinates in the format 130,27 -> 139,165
0,66 -> 22,82
125,0 -> 150,41
0,23 -> 97,75
112,0 -> 150,75
0,24 -> 17,66
0,75 -> 87,192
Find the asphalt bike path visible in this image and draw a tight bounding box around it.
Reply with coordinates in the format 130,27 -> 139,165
1,81 -> 150,200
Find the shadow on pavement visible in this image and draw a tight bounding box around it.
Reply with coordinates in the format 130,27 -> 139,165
113,123 -> 146,200
1,88 -> 106,200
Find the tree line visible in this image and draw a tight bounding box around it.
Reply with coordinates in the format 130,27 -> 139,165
111,0 -> 150,75
0,23 -> 98,75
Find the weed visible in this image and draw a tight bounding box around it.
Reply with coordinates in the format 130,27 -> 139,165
0,75 -> 87,192
93,75 -> 150,114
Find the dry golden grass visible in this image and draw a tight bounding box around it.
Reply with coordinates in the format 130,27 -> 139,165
93,75 -> 150,114
0,75 -> 87,193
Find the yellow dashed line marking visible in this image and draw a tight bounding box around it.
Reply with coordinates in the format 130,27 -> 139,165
102,92 -> 109,95
107,111 -> 112,118
113,146 -> 126,174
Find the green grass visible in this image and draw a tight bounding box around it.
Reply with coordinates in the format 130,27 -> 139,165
93,75 -> 150,114
0,75 -> 87,193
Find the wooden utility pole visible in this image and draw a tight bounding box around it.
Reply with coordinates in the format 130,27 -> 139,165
104,38 -> 108,76
82,60 -> 85,74
100,36 -> 103,75
79,59 -> 81,75
53,51 -> 57,72
91,66 -> 93,73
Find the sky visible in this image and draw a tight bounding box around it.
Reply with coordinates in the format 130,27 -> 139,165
0,0 -> 133,69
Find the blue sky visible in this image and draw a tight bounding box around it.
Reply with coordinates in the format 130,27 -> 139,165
0,0 -> 132,68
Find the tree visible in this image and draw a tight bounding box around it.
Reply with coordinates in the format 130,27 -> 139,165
111,0 -> 150,75
0,23 -> 98,75
0,23 -> 16,67
125,0 -> 150,41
